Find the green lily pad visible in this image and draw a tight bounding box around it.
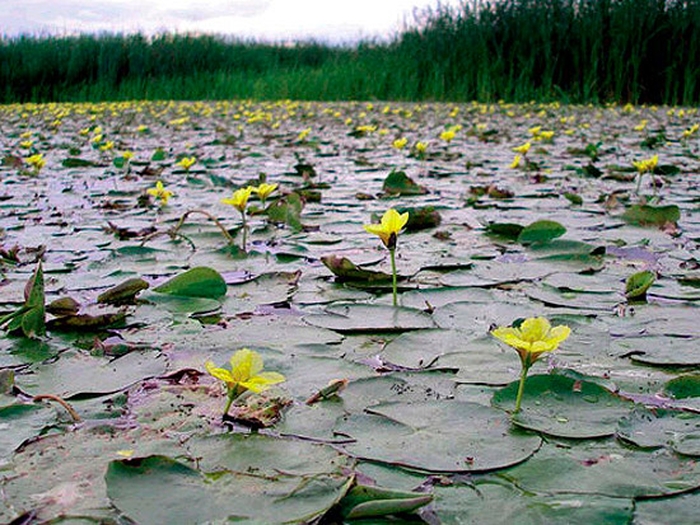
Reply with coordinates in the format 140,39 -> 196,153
106,454 -> 351,524
382,169 -> 427,196
613,336 -> 700,366
381,331 -> 517,385
153,266 -> 227,299
617,407 -> 700,456
433,479 -> 634,525
321,255 -> 393,283
0,403 -> 58,460
503,438 -> 700,498
492,374 -> 633,438
16,350 -> 167,399
664,374 -> 700,400
304,303 -> 435,333
625,270 -> 656,300
336,400 -> 542,473
517,220 -> 567,245
635,491 -> 700,525
622,204 -> 681,226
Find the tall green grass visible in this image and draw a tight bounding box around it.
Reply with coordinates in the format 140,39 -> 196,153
2,0 -> 699,104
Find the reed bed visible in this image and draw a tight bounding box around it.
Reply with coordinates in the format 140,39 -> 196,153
2,0 -> 699,104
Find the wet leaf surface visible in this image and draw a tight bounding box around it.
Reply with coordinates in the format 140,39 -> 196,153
1,99 -> 699,522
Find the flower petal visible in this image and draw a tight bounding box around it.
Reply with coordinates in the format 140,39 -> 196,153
205,361 -> 234,384
519,317 -> 551,343
229,348 -> 263,382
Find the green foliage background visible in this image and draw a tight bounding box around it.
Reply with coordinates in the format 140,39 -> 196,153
2,0 -> 700,104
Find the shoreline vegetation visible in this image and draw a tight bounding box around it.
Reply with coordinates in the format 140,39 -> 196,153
2,0 -> 700,105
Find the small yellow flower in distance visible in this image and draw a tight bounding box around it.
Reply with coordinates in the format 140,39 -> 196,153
297,128 -> 311,141
122,150 -> 134,161
177,156 -> 196,171
492,317 -> 571,367
206,348 -> 285,396
222,186 -> 254,213
632,154 -> 659,174
392,137 -> 408,150
146,180 -> 173,205
364,208 -> 409,251
633,119 -> 648,132
254,182 -> 278,204
439,128 -> 456,143
528,125 -> 542,136
510,155 -> 522,169
682,124 -> 699,138
25,153 -> 46,172
20,131 -> 32,139
512,141 -> 531,155
99,140 -> 114,151
90,134 -> 103,144
414,141 -> 428,154
538,130 -> 554,141
20,140 -> 33,149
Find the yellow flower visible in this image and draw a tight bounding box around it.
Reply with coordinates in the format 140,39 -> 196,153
439,129 -> 456,143
20,140 -> 33,149
632,154 -> 658,174
25,153 -> 46,171
146,180 -> 173,205
392,137 -> 408,150
222,186 -> 254,213
491,317 -> 571,366
99,140 -> 114,151
509,154 -> 522,169
528,125 -> 542,136
682,124 -> 699,138
364,208 -> 409,250
538,130 -> 554,141
633,119 -> 648,132
122,150 -> 134,161
512,141 -> 531,155
177,156 -> 196,171
206,348 -> 285,396
297,128 -> 311,141
414,141 -> 428,153
254,182 -> 278,203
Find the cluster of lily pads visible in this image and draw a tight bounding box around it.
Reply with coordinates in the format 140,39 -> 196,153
0,99 -> 699,523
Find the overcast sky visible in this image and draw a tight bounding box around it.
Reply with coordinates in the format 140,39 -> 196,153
1,0 -> 464,43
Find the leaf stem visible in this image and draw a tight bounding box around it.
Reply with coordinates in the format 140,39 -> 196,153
33,394 -> 81,422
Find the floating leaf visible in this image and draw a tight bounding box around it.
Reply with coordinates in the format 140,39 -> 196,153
504,438 -> 700,498
266,192 -> 304,231
382,169 -> 427,196
622,204 -> 680,226
106,452 -> 351,524
336,400 -> 542,473
304,303 -> 435,333
338,483 -> 432,519
321,255 -> 393,283
625,270 -> 655,300
617,407 -> 700,456
492,374 -> 633,438
62,157 -> 98,168
153,267 -> 226,299
97,278 -> 150,305
485,222 -> 524,241
396,206 -> 441,231
517,220 -> 566,245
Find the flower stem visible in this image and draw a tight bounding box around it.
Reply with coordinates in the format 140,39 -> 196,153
241,210 -> 248,252
390,248 -> 398,307
514,365 -> 529,414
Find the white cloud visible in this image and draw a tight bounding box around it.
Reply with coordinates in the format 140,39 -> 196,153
0,0 -> 463,41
